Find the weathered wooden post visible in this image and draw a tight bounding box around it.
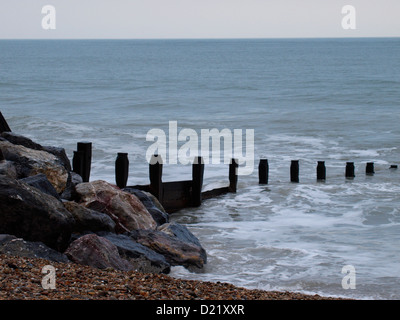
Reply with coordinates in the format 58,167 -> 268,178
0,111 -> 11,133
192,156 -> 204,207
149,154 -> 163,202
77,142 -> 92,182
258,159 -> 269,185
345,162 -> 355,178
115,153 -> 129,189
72,151 -> 84,177
317,161 -> 326,181
229,158 -> 238,193
366,162 -> 374,175
290,160 -> 299,183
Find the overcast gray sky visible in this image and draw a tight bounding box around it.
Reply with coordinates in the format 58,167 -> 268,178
1,0 -> 399,39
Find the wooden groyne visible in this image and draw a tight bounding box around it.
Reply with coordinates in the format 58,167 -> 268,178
0,112 -> 398,214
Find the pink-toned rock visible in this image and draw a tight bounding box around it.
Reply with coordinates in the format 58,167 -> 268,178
65,234 -> 133,271
75,180 -> 157,233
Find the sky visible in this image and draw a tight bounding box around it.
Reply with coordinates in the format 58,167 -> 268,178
0,0 -> 399,39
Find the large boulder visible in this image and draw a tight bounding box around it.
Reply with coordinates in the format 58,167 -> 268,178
123,188 -> 169,226
65,234 -> 133,271
19,173 -> 61,201
158,222 -> 205,250
0,235 -> 69,263
0,140 -> 68,193
99,232 -> 171,274
63,201 -> 116,234
0,175 -> 74,251
0,132 -> 71,172
75,180 -> 157,233
127,228 -> 207,269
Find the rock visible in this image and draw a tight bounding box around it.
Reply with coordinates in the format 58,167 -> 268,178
1,132 -> 43,151
75,180 -> 157,233
0,160 -> 17,179
0,140 -> 68,193
158,222 -> 204,249
0,235 -> 69,263
123,188 -> 169,226
41,145 -> 72,172
65,234 -> 133,271
127,229 -> 207,269
0,175 -> 74,251
98,232 -> 171,274
20,173 -> 61,201
63,201 -> 116,234
1,132 -> 71,172
61,172 -> 83,201
0,234 -> 18,244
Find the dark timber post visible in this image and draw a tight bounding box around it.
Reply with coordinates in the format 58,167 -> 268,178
229,158 -> 238,193
258,159 -> 269,184
0,111 -> 11,133
115,153 -> 129,189
72,151 -> 84,177
317,161 -> 326,181
290,160 -> 299,183
149,154 -> 163,202
192,156 -> 204,207
77,142 -> 92,182
345,162 -> 355,178
0,148 -> 4,162
366,162 -> 374,175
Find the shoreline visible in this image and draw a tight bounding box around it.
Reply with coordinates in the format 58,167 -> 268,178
0,254 -> 349,300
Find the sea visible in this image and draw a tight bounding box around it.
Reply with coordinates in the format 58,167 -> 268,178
1,38 -> 400,300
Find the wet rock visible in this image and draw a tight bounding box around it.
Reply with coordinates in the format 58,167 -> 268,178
0,175 -> 74,251
0,235 -> 69,263
65,234 -> 133,271
20,173 -> 61,201
127,229 -> 207,269
63,201 -> 116,234
75,180 -> 157,233
123,188 -> 169,226
0,140 -> 68,193
99,232 -> 171,274
158,222 -> 204,250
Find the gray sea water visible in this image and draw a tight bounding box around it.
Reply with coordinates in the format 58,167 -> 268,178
1,38 -> 400,299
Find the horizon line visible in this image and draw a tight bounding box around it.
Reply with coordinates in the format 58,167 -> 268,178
0,36 -> 399,41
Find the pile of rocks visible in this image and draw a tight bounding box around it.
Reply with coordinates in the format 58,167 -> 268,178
0,132 -> 206,274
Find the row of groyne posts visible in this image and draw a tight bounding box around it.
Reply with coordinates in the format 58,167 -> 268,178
70,141 -> 398,213
1,112 -> 398,213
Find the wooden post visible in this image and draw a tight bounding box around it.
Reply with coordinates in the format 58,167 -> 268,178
0,111 -> 11,133
229,158 -> 238,193
345,162 -> 355,178
72,151 -> 84,177
290,160 -> 299,183
366,162 -> 374,175
0,148 -> 4,162
316,161 -> 326,181
115,153 -> 129,189
258,159 -> 269,185
149,154 -> 163,202
192,156 -> 204,207
77,142 -> 92,182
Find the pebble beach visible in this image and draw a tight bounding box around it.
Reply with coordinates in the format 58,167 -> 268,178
0,254 -> 346,300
